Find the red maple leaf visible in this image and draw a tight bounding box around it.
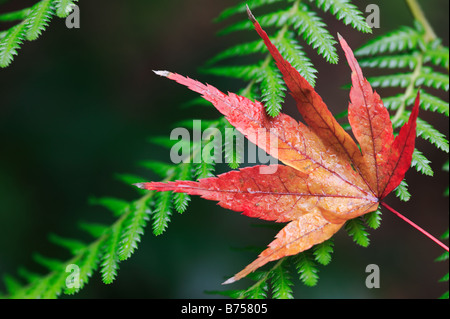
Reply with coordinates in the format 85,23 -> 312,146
136,7 -> 431,284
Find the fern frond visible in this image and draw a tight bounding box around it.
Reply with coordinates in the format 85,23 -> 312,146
270,259 -> 294,299
2,275 -> 23,297
0,22 -> 27,67
355,25 -> 424,56
295,252 -> 319,286
151,190 -> 172,236
424,42 -> 449,69
100,223 -> 123,284
64,239 -> 103,295
407,115 -> 449,153
411,148 -> 433,176
16,268 -> 42,288
276,32 -> 317,85
359,52 -> 420,70
436,250 -> 449,263
383,91 -> 449,116
10,269 -> 48,298
148,135 -> 180,149
33,253 -> 64,272
243,272 -> 269,299
194,156 -> 215,179
118,200 -> 151,259
394,179 -> 411,202
345,218 -> 370,247
89,197 -> 130,217
416,67 -> 449,91
417,91 -> 449,116
223,118 -> 244,169
206,39 -> 266,66
25,253 -> 69,298
258,61 -> 286,116
138,160 -> 176,178
48,234 -> 86,255
313,240 -> 334,265
78,222 -> 109,238
25,0 -> 54,41
439,272 -> 449,282
172,163 -> 192,213
364,209 -> 382,230
54,0 -> 77,18
367,72 -> 412,89
309,0 -> 372,33
202,64 -> 261,81
440,229 -> 449,241
0,0 -> 78,67
290,3 -> 338,63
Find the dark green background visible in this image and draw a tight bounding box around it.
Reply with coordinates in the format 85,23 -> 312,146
0,0 -> 448,298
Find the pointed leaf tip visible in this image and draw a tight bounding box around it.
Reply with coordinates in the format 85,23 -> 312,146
222,276 -> 236,285
133,183 -> 146,189
153,70 -> 170,77
246,5 -> 256,23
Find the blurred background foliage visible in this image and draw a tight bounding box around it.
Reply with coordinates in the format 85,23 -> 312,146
0,0 -> 448,298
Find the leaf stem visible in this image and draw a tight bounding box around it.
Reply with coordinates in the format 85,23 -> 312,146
404,0 -> 437,42
381,201 -> 449,252
391,53 -> 422,125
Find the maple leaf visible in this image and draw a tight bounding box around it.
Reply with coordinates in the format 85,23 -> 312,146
136,7 -> 421,284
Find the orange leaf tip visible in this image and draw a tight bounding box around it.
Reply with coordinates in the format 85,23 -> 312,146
246,4 -> 256,23
222,276 -> 236,285
153,70 -> 170,77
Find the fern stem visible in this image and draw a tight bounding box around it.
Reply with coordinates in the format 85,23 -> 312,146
404,0 -> 437,42
391,53 -> 423,124
381,201 -> 449,252
392,0 -> 447,124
